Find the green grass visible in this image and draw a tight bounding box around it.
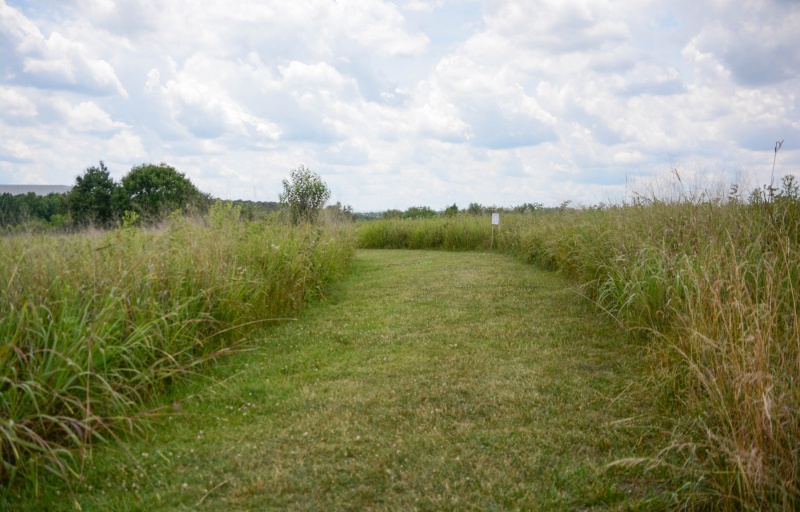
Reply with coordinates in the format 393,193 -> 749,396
507,198 -> 800,510
7,250 -> 667,510
0,202 -> 354,489
358,182 -> 800,510
357,216 -> 491,250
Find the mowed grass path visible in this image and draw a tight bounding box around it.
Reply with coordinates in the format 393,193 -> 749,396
17,250 -> 661,510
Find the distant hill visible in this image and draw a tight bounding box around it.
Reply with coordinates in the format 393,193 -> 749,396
0,185 -> 72,196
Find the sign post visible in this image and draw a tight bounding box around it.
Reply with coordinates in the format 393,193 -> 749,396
491,212 -> 500,249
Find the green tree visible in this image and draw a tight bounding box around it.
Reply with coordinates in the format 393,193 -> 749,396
121,163 -> 203,221
67,161 -> 118,227
0,193 -> 25,227
403,206 -> 437,219
466,202 -> 485,215
444,203 -> 459,217
513,202 -> 543,214
324,201 -> 354,223
279,165 -> 331,225
382,209 -> 403,219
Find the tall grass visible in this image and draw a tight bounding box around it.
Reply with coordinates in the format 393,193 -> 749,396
0,201 -> 353,489
358,215 -> 498,250
356,179 -> 800,509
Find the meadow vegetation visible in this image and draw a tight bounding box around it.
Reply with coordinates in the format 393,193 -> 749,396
0,201 -> 353,489
4,158 -> 799,509
357,176 -> 800,510
9,250 -> 664,511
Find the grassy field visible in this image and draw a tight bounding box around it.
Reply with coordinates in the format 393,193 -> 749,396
357,181 -> 800,510
7,250 -> 666,510
0,202 -> 353,490
5,183 -> 799,510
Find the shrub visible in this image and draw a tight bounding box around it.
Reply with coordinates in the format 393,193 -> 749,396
279,165 -> 331,225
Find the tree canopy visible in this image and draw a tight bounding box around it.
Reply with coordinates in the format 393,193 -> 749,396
121,163 -> 204,220
67,161 -> 117,226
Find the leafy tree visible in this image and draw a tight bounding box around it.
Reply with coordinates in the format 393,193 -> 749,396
466,202 -> 485,215
324,201 -> 354,223
444,203 -> 459,217
403,206 -> 437,219
121,163 -> 203,221
231,200 -> 281,221
0,192 -> 68,229
279,165 -> 331,225
513,202 -> 543,214
0,193 -> 26,227
382,209 -> 403,219
24,192 -> 66,222
67,161 -> 118,226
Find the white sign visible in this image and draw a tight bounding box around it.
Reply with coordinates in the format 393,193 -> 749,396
491,213 -> 500,225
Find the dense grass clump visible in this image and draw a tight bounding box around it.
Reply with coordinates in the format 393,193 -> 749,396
0,201 -> 353,488
356,179 -> 800,509
357,216 -> 495,250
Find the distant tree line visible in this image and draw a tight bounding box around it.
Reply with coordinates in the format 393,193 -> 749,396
0,191 -> 67,229
2,159 -> 561,231
1,161 -> 280,232
361,201 -> 547,221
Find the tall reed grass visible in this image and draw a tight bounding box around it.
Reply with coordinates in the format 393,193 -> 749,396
0,201 -> 353,489
355,179 -> 800,509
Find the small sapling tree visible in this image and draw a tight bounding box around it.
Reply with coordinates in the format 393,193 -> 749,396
279,165 -> 331,224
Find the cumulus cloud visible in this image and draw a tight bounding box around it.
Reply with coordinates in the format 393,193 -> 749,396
0,136 -> 34,163
0,87 -> 37,118
143,60 -> 282,142
0,0 -> 798,209
483,0 -> 631,53
53,99 -> 128,132
686,7 -> 800,87
330,0 -> 430,57
106,130 -> 146,161
620,64 -> 686,96
0,1 -> 127,96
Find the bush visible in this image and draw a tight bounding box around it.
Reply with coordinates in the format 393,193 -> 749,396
279,165 -> 331,225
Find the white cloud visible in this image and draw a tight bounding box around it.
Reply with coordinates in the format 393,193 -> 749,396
614,150 -> 645,164
402,0 -> 444,12
483,0 -> 631,53
53,99 -> 128,132
330,0 -> 430,56
0,0 -> 798,208
144,59 -> 282,142
106,130 -> 146,161
0,87 -> 37,118
1,2 -> 128,97
0,136 -> 34,162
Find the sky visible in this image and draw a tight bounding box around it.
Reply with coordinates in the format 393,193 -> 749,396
1,0 -> 798,211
